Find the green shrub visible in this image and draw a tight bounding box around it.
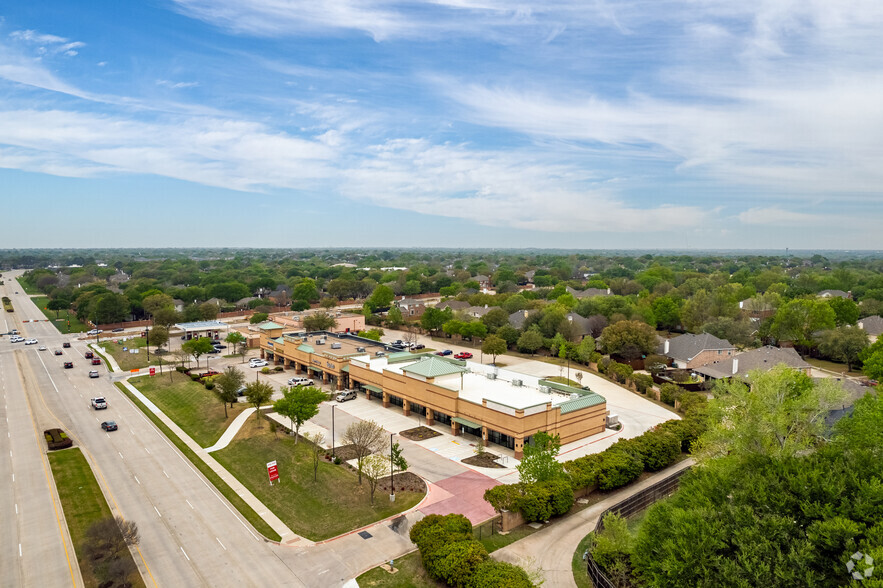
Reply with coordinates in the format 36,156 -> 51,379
468,560 -> 534,588
261,367 -> 270,374
204,382 -> 215,390
678,391 -> 708,416
175,366 -> 186,373
484,484 -> 522,512
517,483 -> 553,523
190,374 -> 201,381
597,356 -> 612,374
659,383 -> 685,406
542,478 -> 575,516
632,373 -> 654,394
591,512 -> 635,583
632,430 -> 680,471
596,450 -> 643,491
291,300 -> 310,311
274,366 -> 284,372
565,454 -> 600,490
250,312 -> 269,324
589,351 -> 603,364
609,362 -> 634,384
657,415 -> 706,453
431,540 -> 489,587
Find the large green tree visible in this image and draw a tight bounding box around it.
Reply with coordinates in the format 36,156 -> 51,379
481,335 -> 507,364
214,366 -> 245,417
244,380 -> 274,426
181,337 -> 215,369
516,431 -> 565,484
273,386 -> 326,443
598,320 -> 657,360
816,326 -> 869,371
770,299 -> 836,349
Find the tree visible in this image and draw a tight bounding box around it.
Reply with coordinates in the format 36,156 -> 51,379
482,335 -> 507,364
342,419 -> 386,484
244,380 -> 274,426
827,296 -> 860,326
359,328 -> 384,341
304,432 -> 325,482
771,299 -> 836,349
701,317 -> 756,348
481,307 -> 510,332
695,365 -> 847,461
599,320 -> 657,360
225,331 -> 246,357
46,298 -> 69,319
816,326 -> 869,371
199,301 -> 219,320
575,336 -> 596,363
517,431 -> 565,484
273,386 -> 326,443
362,454 -> 389,504
303,312 -> 337,332
148,325 -> 169,355
153,306 -> 180,327
421,307 -> 451,334
385,306 -> 404,328
214,366 -> 245,417
250,312 -> 269,324
496,324 -> 519,347
517,328 -> 543,355
366,284 -> 394,312
292,278 -> 319,303
181,336 -> 214,369
142,293 -> 174,317
91,293 -> 130,324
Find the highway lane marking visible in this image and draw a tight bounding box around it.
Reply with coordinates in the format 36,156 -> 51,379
318,569 -> 329,576
154,506 -> 162,518
19,543 -> 21,557
118,452 -> 124,460
15,503 -> 18,514
180,547 -> 190,561
145,447 -> 150,454
163,470 -> 169,479
216,537 -> 226,550
134,475 -> 140,485
186,499 -> 194,509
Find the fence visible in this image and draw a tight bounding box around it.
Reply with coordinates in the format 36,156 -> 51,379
585,467 -> 691,588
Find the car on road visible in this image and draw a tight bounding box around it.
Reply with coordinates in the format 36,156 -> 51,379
25,338 -> 38,345
213,343 -> 227,349
249,359 -> 268,368
54,349 -> 62,355
63,362 -> 73,369
10,336 -> 23,343
435,349 -> 453,356
413,344 -> 425,350
38,345 -> 47,351
10,329 -> 18,335
111,328 -> 124,332
287,376 -> 314,387
86,329 -> 103,335
62,342 -> 71,348
454,352 -> 473,360
91,397 -> 107,410
88,370 -> 99,378
335,390 -> 357,402
84,351 -> 94,359
236,386 -> 247,397
100,421 -> 118,432
91,358 -> 101,365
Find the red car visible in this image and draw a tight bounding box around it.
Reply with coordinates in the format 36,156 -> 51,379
91,358 -> 101,365
84,351 -> 94,359
454,352 -> 473,360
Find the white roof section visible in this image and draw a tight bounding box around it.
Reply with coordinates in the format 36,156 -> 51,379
353,356 -> 579,410
174,320 -> 228,331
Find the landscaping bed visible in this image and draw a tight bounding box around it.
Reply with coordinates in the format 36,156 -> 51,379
461,452 -> 505,468
398,426 -> 442,441
129,371 -> 249,448
44,428 -> 73,450
214,416 -> 425,541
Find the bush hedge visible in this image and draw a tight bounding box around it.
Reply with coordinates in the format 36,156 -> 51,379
659,383 -> 685,406
468,561 -> 533,588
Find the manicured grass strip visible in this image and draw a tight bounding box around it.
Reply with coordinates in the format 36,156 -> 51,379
129,371 -> 248,448
48,448 -> 146,588
31,296 -> 89,333
572,532 -> 594,588
474,521 -> 538,553
213,417 -> 425,541
101,336 -> 153,371
114,382 -> 282,542
356,551 -> 441,588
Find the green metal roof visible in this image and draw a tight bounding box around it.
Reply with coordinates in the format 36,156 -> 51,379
452,416 -> 481,429
274,337 -> 284,344
297,343 -> 314,353
308,366 -> 323,373
540,378 -> 589,396
401,356 -> 466,379
363,384 -> 382,393
259,321 -> 283,330
559,394 -> 606,414
387,351 -> 413,360
342,365 -> 349,372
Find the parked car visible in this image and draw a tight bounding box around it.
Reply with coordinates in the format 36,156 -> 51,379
91,358 -> 101,365
454,352 -> 473,360
435,349 -> 453,356
335,390 -> 357,402
413,344 -> 425,350
89,370 -> 99,378
62,342 -> 71,348
63,362 -> 73,369
236,386 -> 247,397
207,347 -> 221,354
111,328 -> 124,332
84,351 -> 94,359
86,329 -> 102,335
54,349 -> 62,355
375,351 -> 385,357
213,344 -> 227,349
287,377 -> 314,387
249,359 -> 268,368
100,421 -> 118,431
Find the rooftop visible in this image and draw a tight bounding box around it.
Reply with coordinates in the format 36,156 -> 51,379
174,320 -> 227,331
280,331 -> 387,359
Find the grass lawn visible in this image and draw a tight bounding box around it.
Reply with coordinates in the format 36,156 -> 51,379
214,416 -> 425,541
100,336 -> 155,371
474,522 -> 538,553
356,551 -> 442,588
804,357 -> 863,377
31,296 -> 89,333
115,383 -> 281,541
546,376 -> 583,387
48,448 -> 145,588
129,371 -> 249,448
572,532 -> 594,588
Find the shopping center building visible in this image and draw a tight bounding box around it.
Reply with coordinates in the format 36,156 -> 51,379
259,326 -> 609,458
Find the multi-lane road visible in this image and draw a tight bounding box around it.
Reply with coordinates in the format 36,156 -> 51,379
0,272 -> 310,587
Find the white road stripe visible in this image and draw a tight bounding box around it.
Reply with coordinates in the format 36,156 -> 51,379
134,476 -> 140,485
186,499 -> 194,510
180,547 -> 190,561
216,537 -> 226,550
118,452 -> 124,459
163,470 -> 169,479
154,506 -> 161,517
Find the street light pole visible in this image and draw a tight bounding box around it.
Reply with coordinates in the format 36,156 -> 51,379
332,405 -> 336,458
390,433 -> 395,501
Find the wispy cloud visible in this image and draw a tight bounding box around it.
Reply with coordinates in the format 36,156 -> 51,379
156,79 -> 200,89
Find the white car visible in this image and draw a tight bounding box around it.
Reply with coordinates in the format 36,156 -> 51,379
287,377 -> 314,387
249,359 -> 268,368
25,339 -> 38,345
38,345 -> 47,351
86,329 -> 103,335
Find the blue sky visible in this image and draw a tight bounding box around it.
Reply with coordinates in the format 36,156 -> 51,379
1,1 -> 882,249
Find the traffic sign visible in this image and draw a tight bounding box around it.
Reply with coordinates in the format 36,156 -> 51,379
267,460 -> 279,483
149,368 -> 156,376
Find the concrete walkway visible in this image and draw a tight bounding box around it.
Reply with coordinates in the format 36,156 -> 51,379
492,458 -> 694,588
205,407 -> 257,452
116,378 -> 309,546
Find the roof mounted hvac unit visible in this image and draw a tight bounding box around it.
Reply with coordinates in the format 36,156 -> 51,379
512,379 -> 522,387
539,385 -> 550,394
486,372 -> 496,380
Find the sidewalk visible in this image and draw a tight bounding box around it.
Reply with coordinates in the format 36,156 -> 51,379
492,458 -> 694,588
116,377 -> 309,546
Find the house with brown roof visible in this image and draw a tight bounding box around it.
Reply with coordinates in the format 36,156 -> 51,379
858,315 -> 883,340
658,333 -> 736,369
695,345 -> 811,381
436,300 -> 471,312
394,296 -> 426,318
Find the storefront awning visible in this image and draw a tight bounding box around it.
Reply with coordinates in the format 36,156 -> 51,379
453,416 -> 481,429
363,384 -> 382,394
309,366 -> 323,373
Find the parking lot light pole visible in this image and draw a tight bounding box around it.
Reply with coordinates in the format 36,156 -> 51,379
390,433 -> 395,501
332,405 -> 336,458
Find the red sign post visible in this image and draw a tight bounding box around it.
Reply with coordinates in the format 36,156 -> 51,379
149,367 -> 156,376
267,460 -> 279,484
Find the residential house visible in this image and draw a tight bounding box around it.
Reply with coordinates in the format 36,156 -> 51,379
462,305 -> 501,319
659,333 -> 736,369
436,300 -> 471,312
566,286 -> 612,299
205,297 -> 224,307
269,285 -> 292,304
695,345 -> 812,381
472,275 -> 491,290
509,309 -> 538,329
236,296 -> 260,310
817,289 -> 851,299
857,315 -> 883,341
564,313 -> 593,340
172,299 -> 185,313
394,296 -> 426,318
523,270 -> 536,284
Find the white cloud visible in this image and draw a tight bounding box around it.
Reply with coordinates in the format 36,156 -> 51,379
737,207 -> 830,227
341,139 -> 711,231
156,79 -> 200,89
9,30 -> 68,44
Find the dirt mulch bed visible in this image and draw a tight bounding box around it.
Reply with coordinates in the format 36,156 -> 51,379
462,452 -> 506,469
377,472 -> 425,493
398,426 -> 442,441
326,444 -> 361,461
